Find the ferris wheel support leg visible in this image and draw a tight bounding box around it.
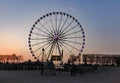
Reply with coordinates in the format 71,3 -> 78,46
47,43 -> 55,61
57,42 -> 63,63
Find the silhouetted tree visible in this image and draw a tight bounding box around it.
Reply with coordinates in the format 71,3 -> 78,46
16,55 -> 23,63
68,54 -> 76,64
76,53 -> 81,64
11,54 -> 17,63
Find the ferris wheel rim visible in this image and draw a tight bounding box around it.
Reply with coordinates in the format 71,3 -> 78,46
28,12 -> 85,60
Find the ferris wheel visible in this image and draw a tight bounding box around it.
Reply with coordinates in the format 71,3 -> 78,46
28,12 -> 85,62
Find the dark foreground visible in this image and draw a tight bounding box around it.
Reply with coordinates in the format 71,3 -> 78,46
0,66 -> 120,83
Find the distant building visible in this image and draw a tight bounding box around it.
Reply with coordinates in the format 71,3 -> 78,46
82,54 -> 120,65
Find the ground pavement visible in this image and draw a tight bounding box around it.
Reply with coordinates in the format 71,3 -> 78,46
0,66 -> 120,83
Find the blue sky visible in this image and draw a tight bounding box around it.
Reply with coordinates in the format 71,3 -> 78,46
0,0 -> 120,60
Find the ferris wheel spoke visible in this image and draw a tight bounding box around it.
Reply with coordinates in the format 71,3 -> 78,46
37,41 -> 55,58
59,41 -> 72,54
62,39 -> 82,45
61,24 -> 79,36
59,16 -> 69,35
32,32 -> 50,38
56,14 -> 60,36
47,42 -> 56,60
59,19 -> 74,36
57,14 -> 63,35
62,41 -> 80,51
63,30 -> 82,37
44,18 -> 54,37
55,14 -> 58,35
34,27 -> 51,37
30,37 -> 52,40
37,52 -> 43,59
49,15 -> 56,35
56,42 -> 62,56
61,36 -> 83,39
31,40 -> 51,47
33,41 -> 52,53
39,21 -> 53,37
45,41 -> 55,52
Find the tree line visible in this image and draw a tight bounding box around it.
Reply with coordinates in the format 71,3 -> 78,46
0,54 -> 23,63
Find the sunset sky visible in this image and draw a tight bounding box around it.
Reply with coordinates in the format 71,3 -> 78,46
0,0 -> 120,61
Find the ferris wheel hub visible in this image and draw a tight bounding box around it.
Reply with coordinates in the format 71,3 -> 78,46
54,35 -> 59,41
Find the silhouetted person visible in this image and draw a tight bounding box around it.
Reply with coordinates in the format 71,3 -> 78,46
80,70 -> 83,77
70,65 -> 73,76
58,67 -> 61,74
70,64 -> 76,76
73,64 -> 77,76
40,63 -> 44,74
